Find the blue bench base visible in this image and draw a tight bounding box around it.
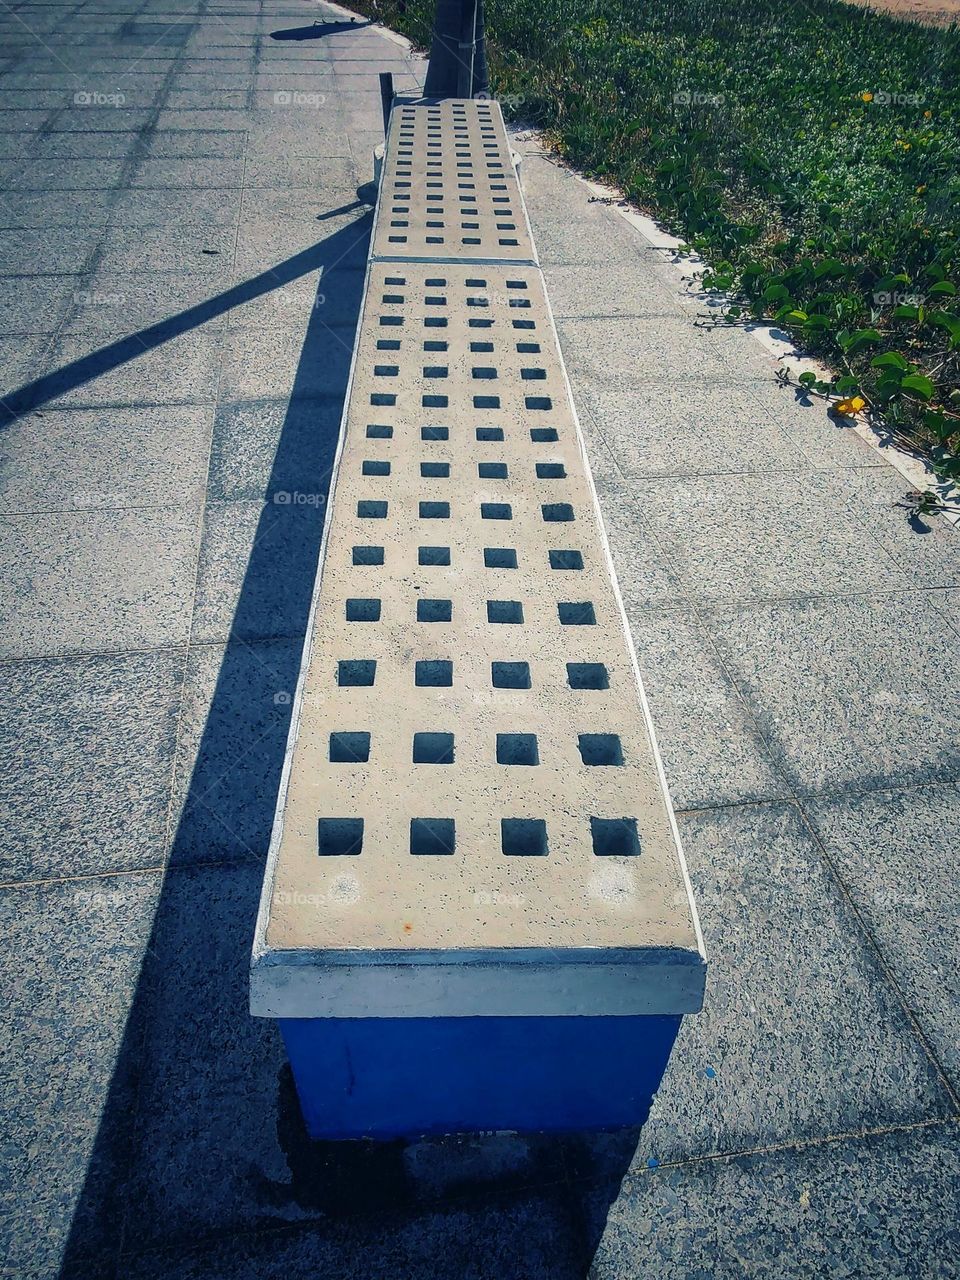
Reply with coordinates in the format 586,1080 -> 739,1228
279,1014 -> 681,1140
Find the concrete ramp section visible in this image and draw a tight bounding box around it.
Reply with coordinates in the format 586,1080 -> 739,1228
250,95 -> 705,1136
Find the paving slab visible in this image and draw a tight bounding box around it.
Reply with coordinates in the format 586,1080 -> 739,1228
804,783 -> 960,1093
624,802 -> 952,1166
0,871 -> 161,1280
631,470 -> 911,603
626,606 -> 792,811
577,378 -> 811,479
0,506 -> 200,659
703,591 -> 960,797
0,403 -> 212,514
590,1122 -> 960,1280
0,650 -> 184,881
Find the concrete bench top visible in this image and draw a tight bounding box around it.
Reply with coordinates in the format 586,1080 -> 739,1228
251,97 -> 705,1021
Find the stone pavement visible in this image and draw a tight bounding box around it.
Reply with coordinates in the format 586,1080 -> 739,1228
0,1 -> 957,1277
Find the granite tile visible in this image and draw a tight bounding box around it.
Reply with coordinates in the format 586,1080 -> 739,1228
190,499 -> 324,643
0,506 -> 200,658
207,397 -> 343,502
592,1123 -> 960,1280
0,404 -> 212,513
578,379 -> 810,479
0,650 -> 183,880
626,606 -> 791,809
169,638 -> 303,864
0,871 -> 160,1279
804,783 -> 960,1092
703,593 -> 960,796
634,471 -> 908,601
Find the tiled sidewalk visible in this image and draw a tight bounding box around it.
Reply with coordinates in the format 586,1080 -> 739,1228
0,2 -> 957,1277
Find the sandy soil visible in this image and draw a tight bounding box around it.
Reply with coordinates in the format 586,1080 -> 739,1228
843,0 -> 960,25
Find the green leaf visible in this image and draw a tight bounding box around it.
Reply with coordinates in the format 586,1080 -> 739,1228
928,281 -> 957,296
870,352 -> 910,372
845,327 -> 882,354
762,282 -> 791,303
804,313 -> 832,329
900,374 -> 935,400
892,304 -> 920,321
835,375 -> 859,393
798,371 -> 818,386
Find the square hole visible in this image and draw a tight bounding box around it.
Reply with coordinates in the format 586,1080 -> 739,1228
550,549 -> 583,570
413,731 -> 455,764
591,817 -> 641,857
497,733 -> 539,765
318,817 -> 363,856
366,424 -> 393,438
542,503 -> 574,522
424,340 -> 448,352
471,341 -> 494,352
567,662 -> 609,690
352,545 -> 384,566
338,659 -> 377,686
415,659 -> 452,686
536,462 -> 566,479
474,395 -> 500,409
492,661 -> 530,689
478,462 -> 508,479
419,501 -> 450,519
488,600 -> 523,624
484,547 -> 517,569
418,598 -> 452,622
530,429 -> 559,443
526,396 -> 552,410
421,462 -> 450,477
329,731 -> 371,763
358,500 -> 387,519
501,818 -> 547,857
423,395 -> 448,408
578,733 -> 624,766
422,426 -> 449,441
481,502 -> 512,520
473,367 -> 497,380
410,817 -> 456,856
559,602 -> 596,625
476,427 -> 504,441
419,545 -> 450,566
346,598 -> 381,622
362,460 -> 391,476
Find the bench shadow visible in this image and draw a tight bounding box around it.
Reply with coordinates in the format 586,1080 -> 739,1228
54,216 -> 651,1280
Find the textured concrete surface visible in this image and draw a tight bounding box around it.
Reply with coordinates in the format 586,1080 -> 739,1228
0,0 -> 957,1276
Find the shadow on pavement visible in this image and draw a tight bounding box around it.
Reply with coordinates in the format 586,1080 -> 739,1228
54,214 -> 646,1280
270,19 -> 372,40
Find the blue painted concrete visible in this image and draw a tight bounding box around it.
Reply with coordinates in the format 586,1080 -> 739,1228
279,1014 -> 681,1139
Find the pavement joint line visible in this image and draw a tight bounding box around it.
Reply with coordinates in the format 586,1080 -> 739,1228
619,1115 -> 960,1181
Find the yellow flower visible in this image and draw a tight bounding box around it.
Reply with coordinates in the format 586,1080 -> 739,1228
861,91 -> 873,102
835,395 -> 866,415
916,184 -> 927,194
924,110 -> 932,118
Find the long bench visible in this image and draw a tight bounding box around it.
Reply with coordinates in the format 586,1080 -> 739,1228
250,97 -> 706,1139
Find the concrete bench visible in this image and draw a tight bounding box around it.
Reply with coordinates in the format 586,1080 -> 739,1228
250,97 -> 706,1140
